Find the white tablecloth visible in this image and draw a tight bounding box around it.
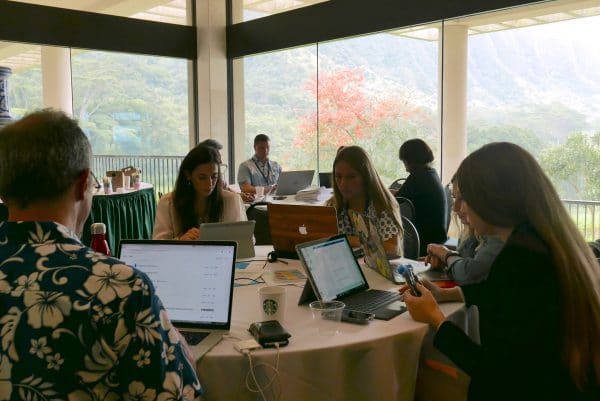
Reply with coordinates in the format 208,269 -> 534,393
194,247 -> 468,401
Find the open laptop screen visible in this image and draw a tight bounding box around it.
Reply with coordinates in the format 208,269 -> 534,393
297,236 -> 367,301
118,241 -> 235,327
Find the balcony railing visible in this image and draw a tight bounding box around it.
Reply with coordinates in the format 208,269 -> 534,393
92,155 -> 184,198
92,155 -> 600,241
562,200 -> 600,241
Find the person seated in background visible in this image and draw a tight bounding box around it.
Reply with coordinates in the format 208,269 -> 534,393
395,138 -> 447,256
237,134 -> 282,195
425,176 -> 504,285
403,142 -> 600,401
329,145 -> 403,257
153,144 -> 247,240
199,138 -> 255,203
0,109 -> 201,399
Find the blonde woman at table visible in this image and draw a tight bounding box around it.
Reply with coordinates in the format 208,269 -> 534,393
153,145 -> 247,240
403,142 -> 600,401
425,176 -> 504,285
328,145 -> 403,257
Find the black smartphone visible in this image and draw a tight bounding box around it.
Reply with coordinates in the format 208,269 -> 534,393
398,264 -> 421,296
341,309 -> 375,325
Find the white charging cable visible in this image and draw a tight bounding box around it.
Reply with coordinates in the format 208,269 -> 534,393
243,343 -> 281,401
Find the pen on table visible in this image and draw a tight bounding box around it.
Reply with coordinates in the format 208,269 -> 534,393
279,259 -> 289,265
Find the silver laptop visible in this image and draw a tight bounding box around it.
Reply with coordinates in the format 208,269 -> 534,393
199,221 -> 255,259
118,240 -> 236,358
275,170 -> 315,196
347,210 -> 449,284
296,235 -> 405,320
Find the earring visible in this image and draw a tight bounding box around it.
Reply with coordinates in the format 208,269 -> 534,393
186,179 -> 192,186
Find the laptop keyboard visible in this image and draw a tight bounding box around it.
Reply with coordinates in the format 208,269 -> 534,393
342,290 -> 400,313
181,331 -> 210,346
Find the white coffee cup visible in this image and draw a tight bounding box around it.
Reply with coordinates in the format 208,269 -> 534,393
259,286 -> 286,322
123,175 -> 131,189
255,186 -> 265,198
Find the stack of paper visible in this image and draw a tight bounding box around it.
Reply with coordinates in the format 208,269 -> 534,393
294,186 -> 333,203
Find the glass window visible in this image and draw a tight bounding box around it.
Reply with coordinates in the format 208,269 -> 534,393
317,25 -> 441,185
233,45 -> 318,184
466,5 -> 600,239
232,0 -> 329,23
71,50 -> 191,156
10,0 -> 191,25
0,42 -> 43,119
467,12 -> 600,202
234,24 -> 441,187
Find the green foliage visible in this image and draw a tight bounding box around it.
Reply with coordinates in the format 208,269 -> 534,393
539,132 -> 600,200
467,123 -> 544,157
70,51 -> 189,156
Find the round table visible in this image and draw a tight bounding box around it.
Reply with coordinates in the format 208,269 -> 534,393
194,248 -> 469,401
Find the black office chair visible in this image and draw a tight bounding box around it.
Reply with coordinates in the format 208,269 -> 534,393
444,184 -> 453,233
389,178 -> 406,193
396,196 -> 416,222
589,239 -> 600,264
246,201 -> 272,245
401,216 -> 420,259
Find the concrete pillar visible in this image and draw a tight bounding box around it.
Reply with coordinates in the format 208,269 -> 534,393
41,46 -> 73,115
195,0 -> 229,166
439,24 -> 468,184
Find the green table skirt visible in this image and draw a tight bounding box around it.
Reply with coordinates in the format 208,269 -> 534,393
81,187 -> 157,256
0,187 -> 156,255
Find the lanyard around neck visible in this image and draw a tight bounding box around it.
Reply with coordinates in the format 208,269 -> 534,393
253,158 -> 271,184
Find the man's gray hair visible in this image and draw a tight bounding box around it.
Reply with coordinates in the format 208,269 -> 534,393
0,109 -> 92,208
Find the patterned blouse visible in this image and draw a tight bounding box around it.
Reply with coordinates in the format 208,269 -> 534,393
337,202 -> 400,241
0,221 -> 201,401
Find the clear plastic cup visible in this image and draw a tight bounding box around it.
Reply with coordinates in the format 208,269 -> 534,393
309,300 -> 345,335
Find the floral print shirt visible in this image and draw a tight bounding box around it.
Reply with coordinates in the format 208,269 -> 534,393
0,221 -> 202,401
338,202 -> 400,241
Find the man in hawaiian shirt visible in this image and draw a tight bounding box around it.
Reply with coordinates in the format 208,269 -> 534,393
0,109 -> 202,401
237,134 -> 282,195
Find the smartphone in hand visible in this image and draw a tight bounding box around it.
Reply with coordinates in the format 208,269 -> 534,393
398,264 -> 421,296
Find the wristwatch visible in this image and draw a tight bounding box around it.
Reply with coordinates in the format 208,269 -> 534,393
444,250 -> 460,266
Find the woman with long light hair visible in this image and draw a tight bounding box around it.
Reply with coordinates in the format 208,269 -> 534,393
330,145 -> 403,256
404,142 -> 600,400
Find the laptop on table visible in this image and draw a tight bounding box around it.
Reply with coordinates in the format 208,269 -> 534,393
267,204 -> 338,259
274,170 -> 315,196
296,235 -> 405,320
199,220 -> 255,259
347,210 -> 449,284
118,240 -> 237,358
319,172 -> 333,188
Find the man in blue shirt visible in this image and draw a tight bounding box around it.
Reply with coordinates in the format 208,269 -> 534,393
0,110 -> 202,400
237,134 -> 282,195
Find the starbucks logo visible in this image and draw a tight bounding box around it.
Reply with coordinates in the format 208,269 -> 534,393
263,299 -> 278,315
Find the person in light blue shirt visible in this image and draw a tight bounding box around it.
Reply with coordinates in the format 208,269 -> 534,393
237,134 -> 282,195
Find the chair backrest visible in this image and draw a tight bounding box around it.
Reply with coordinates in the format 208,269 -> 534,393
246,202 -> 272,245
444,184 -> 453,233
589,240 -> 600,265
396,196 -> 415,222
389,178 -> 406,192
402,215 -> 420,259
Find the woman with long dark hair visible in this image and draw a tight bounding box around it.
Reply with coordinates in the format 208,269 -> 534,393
403,142 -> 600,400
153,145 -> 246,240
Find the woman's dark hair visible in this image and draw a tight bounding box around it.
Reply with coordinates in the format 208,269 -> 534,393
398,138 -> 434,168
172,145 -> 223,235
